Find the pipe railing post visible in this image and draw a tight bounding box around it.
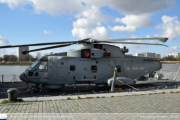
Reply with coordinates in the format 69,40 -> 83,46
110,67 -> 117,92
2,74 -> 3,83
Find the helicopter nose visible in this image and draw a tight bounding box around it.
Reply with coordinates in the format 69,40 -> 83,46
20,72 -> 25,82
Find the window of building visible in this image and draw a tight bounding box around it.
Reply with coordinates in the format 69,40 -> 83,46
70,65 -> 76,71
116,66 -> 121,74
91,65 -> 97,74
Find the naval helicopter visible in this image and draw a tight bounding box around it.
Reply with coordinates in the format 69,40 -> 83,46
0,37 -> 168,89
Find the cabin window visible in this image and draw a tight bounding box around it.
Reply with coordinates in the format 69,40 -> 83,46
91,65 -> 97,74
34,72 -> 39,76
39,61 -> 47,70
116,66 -> 121,74
70,65 -> 76,71
28,71 -> 33,76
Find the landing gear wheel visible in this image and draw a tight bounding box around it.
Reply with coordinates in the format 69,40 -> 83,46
39,89 -> 43,92
30,89 -> 34,94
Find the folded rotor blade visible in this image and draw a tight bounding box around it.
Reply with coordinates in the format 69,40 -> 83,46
0,41 -> 76,48
96,37 -> 168,43
104,42 -> 168,47
21,43 -> 72,55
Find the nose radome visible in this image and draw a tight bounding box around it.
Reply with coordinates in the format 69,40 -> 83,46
20,72 -> 25,82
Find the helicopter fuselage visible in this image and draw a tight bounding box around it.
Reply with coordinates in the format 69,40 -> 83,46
20,44 -> 162,89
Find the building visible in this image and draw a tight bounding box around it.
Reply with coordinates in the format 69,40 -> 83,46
167,53 -> 180,58
156,54 -> 161,59
136,53 -> 145,57
17,46 -> 29,61
144,52 -> 156,58
136,52 -> 160,58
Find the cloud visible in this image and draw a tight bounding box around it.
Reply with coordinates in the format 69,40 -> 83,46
43,30 -> 51,34
0,0 -> 29,9
84,0 -> 176,15
166,45 -> 180,51
157,15 -> 180,40
0,48 -> 17,56
72,26 -> 111,39
0,0 -> 176,16
72,6 -> 111,39
0,36 -> 9,44
108,14 -> 154,33
73,6 -> 110,28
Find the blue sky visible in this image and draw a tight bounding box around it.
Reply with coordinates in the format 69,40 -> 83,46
0,0 -> 179,57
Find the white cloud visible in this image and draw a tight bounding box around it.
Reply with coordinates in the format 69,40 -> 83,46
154,34 -> 159,37
43,30 -> 51,34
72,26 -> 111,39
166,45 -> 180,51
146,35 -> 150,38
0,0 -> 29,9
84,0 -> 176,15
72,6 -> 111,39
108,25 -> 137,33
0,0 -> 85,15
109,14 -> 154,33
73,6 -> 110,29
0,48 -> 16,56
0,36 -> 9,44
157,15 -> 180,40
0,0 -> 176,16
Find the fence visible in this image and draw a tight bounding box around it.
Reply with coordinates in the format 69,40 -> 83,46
75,85 -> 180,95
0,71 -> 179,83
156,71 -> 180,81
0,74 -> 22,82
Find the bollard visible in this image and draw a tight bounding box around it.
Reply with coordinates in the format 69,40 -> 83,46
7,88 -> 18,102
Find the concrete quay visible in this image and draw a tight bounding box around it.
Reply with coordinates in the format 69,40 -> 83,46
0,88 -> 180,120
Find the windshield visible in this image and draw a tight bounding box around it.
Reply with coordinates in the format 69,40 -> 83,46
28,59 -> 39,71
39,61 -> 47,70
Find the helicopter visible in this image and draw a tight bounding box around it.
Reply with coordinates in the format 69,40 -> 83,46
0,37 -> 168,90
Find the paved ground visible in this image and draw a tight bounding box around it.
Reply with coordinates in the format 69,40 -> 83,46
1,89 -> 180,120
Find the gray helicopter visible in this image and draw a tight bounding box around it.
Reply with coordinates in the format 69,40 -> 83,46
0,37 -> 168,89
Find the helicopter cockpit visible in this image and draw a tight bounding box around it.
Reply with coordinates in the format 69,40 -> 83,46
20,57 -> 48,83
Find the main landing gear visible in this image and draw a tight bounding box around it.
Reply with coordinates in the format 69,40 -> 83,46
26,84 -> 47,94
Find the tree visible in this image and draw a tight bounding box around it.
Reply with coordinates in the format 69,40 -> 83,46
24,54 -> 31,61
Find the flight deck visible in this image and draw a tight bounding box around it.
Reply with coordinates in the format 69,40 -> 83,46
0,79 -> 179,99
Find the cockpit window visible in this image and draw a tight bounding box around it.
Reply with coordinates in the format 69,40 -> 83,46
28,60 -> 39,71
39,61 -> 47,70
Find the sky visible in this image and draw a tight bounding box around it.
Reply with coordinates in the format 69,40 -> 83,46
0,0 -> 180,57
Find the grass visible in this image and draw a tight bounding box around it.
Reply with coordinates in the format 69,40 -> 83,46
148,93 -> 153,95
161,92 -> 166,94
170,91 -> 174,93
101,96 -> 105,98
175,91 -> 180,93
111,96 -> 114,97
1,99 -> 23,104
46,100 -> 52,101
96,96 -> 100,98
160,61 -> 180,64
0,62 -> 33,66
67,97 -> 71,100
77,96 -> 81,99
85,97 -> 94,99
